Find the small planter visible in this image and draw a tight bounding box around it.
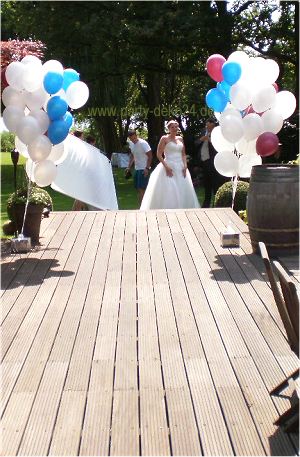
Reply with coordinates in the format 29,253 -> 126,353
11,203 -> 44,244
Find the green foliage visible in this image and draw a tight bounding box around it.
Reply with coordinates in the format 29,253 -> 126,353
1,132 -> 15,152
238,210 -> 248,225
7,185 -> 53,220
214,181 -> 250,213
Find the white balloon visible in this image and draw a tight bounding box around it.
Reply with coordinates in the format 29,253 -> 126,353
230,82 -> 252,111
22,62 -> 44,92
3,106 -> 25,133
235,137 -> 257,156
211,125 -> 234,153
21,55 -> 42,66
5,61 -> 25,91
262,59 -> 280,85
34,159 -> 57,187
66,81 -> 89,109
228,51 -> 249,66
214,151 -> 239,177
242,113 -> 263,141
47,141 -> 67,164
29,109 -> 50,134
16,116 -> 40,145
15,136 -> 29,158
252,85 -> 276,113
28,134 -> 52,162
25,158 -> 36,182
25,86 -> 50,111
2,86 -> 26,109
42,59 -> 64,75
52,88 -> 67,101
271,91 -> 296,120
238,152 -> 262,178
261,109 -> 283,134
219,105 -> 242,126
221,115 -> 244,143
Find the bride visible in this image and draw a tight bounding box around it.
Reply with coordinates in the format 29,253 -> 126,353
140,120 -> 200,210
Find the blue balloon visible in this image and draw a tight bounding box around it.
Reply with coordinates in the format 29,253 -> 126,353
63,111 -> 73,129
217,80 -> 231,100
62,69 -> 80,91
205,88 -> 228,112
43,71 -> 64,94
47,96 -> 68,121
221,62 -> 242,86
47,119 -> 69,145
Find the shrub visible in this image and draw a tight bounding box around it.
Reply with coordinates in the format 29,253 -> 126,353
7,185 -> 53,220
214,180 -> 249,213
1,131 -> 15,152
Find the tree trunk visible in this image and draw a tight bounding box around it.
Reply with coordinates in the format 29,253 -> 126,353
94,116 -> 122,159
145,72 -> 164,153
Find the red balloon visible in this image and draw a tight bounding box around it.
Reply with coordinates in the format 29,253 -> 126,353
272,82 -> 279,92
256,132 -> 279,157
206,54 -> 226,82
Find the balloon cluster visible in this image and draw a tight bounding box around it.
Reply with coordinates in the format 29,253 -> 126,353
205,51 -> 296,179
2,56 -> 89,187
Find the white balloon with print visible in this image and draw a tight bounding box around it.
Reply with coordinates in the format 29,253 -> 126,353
235,137 -> 257,156
29,109 -> 50,134
214,151 -> 239,177
238,153 -> 262,178
2,86 -> 26,109
22,62 -> 44,92
5,61 -> 25,91
261,109 -> 283,134
3,105 -> 25,133
16,115 -> 40,145
221,115 -> 244,143
66,81 -> 89,109
33,160 -> 57,187
271,91 -> 296,120
47,141 -> 67,164
230,82 -> 252,111
15,136 -> 29,158
42,59 -> 64,75
252,85 -> 276,114
242,113 -> 263,141
211,125 -> 234,153
28,134 -> 52,162
25,86 -> 50,111
25,158 -> 36,182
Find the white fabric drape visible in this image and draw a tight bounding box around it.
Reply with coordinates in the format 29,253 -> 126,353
51,134 -> 118,210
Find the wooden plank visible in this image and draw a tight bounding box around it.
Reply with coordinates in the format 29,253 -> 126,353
110,212 -> 139,456
163,211 -> 265,456
146,212 -> 202,456
1,213 -> 93,456
136,211 -> 170,456
206,209 -> 298,374
80,211 -> 125,456
1,213 -> 76,359
18,212 -> 100,455
49,212 -> 113,455
1,212 -> 63,294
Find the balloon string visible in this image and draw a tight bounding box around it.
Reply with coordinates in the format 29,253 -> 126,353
231,174 -> 238,209
20,162 -> 34,237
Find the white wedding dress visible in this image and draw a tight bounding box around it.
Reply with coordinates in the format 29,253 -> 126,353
140,141 -> 200,210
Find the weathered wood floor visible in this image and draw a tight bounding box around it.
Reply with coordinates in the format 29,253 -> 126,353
1,208 -> 299,456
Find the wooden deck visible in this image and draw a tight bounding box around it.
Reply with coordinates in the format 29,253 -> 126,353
1,208 -> 299,456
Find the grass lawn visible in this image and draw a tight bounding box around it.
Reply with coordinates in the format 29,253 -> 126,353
1,152 -> 205,236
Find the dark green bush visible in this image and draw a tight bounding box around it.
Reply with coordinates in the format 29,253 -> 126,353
214,180 -> 249,213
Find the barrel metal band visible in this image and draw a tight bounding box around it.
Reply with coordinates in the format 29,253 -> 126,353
252,241 -> 299,247
248,226 -> 299,233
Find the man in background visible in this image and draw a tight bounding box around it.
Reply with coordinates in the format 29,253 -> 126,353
196,118 -> 224,207
126,130 -> 152,206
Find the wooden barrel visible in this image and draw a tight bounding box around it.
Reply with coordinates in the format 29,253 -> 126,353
247,164 -> 299,256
